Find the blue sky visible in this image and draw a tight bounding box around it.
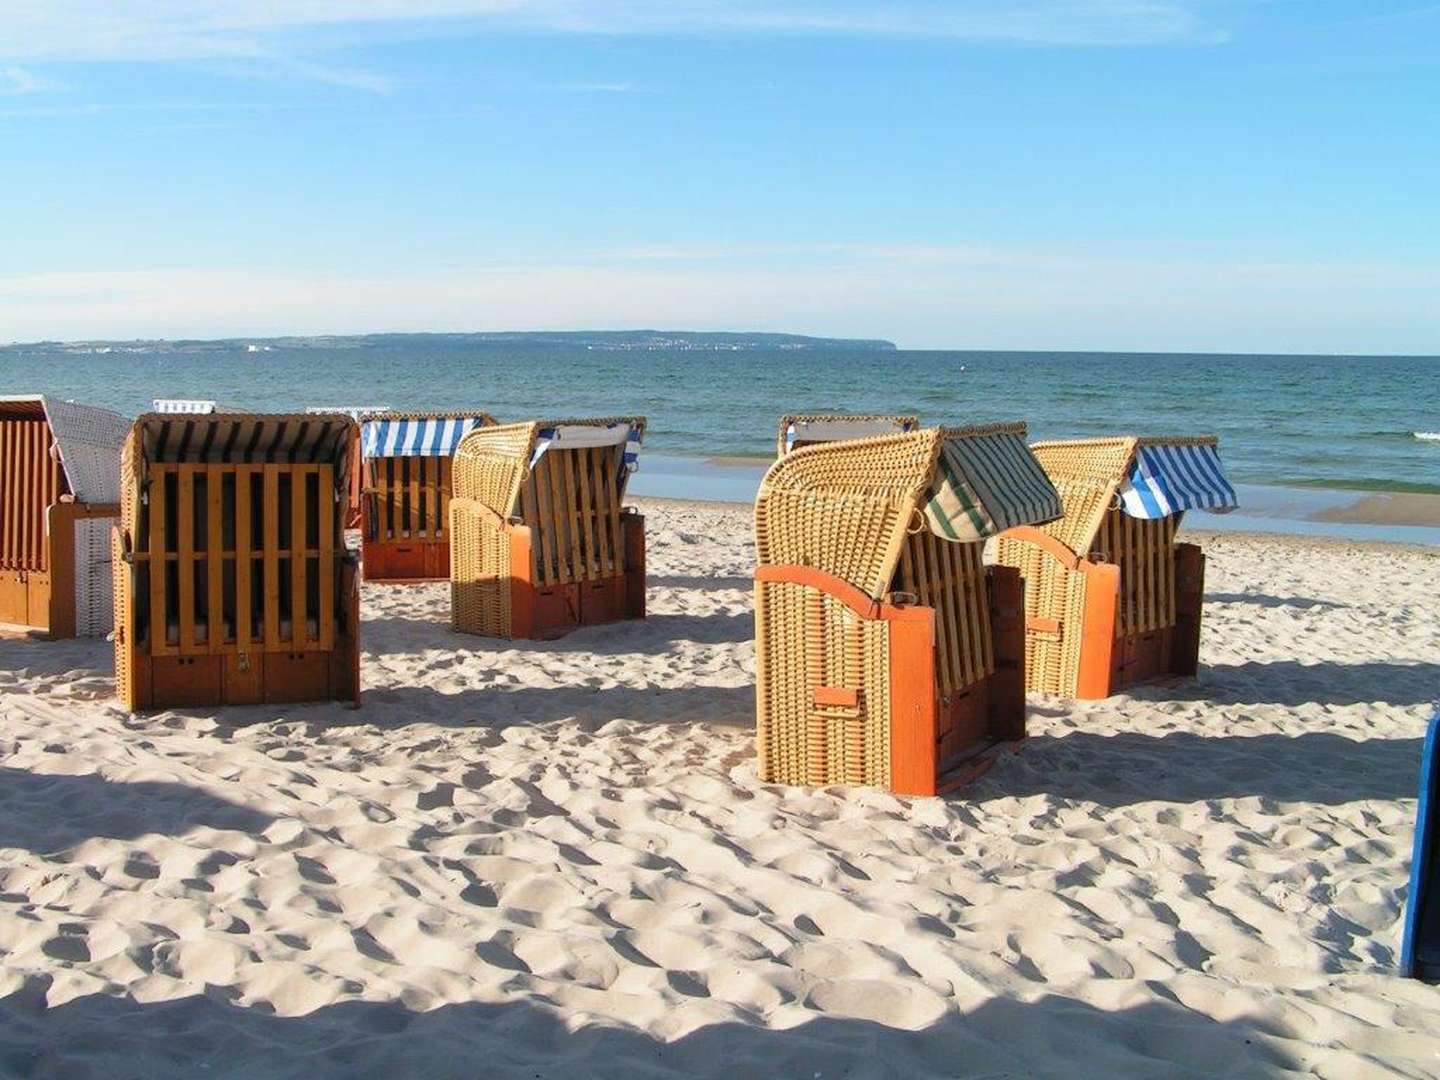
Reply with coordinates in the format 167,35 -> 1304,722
1,1 -> 1436,351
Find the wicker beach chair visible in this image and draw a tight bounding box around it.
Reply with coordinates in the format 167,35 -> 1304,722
754,423 -> 1062,795
0,396 -> 129,638
777,414 -> 919,456
111,412 -> 361,710
354,411 -> 496,583
450,417 -> 646,640
992,436 -> 1238,699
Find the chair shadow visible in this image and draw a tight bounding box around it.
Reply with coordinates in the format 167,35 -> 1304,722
1206,591 -> 1347,611
976,730 -> 1422,807
363,610 -> 755,657
358,681 -> 755,732
0,636 -> 112,682
0,767 -> 273,855
0,982 -> 1319,1079
1156,660 -> 1440,707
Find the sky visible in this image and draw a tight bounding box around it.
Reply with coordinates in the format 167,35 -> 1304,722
0,1 -> 1437,352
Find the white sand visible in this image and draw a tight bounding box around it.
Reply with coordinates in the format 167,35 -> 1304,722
1,499 -> 1438,1078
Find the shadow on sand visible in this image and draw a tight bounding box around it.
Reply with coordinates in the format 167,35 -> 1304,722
1205,591 -> 1348,611
0,767 -> 272,854
357,681 -> 755,733
0,636 -> 111,682
363,610 -> 754,657
0,979 -> 1316,1079
1153,660 -> 1440,707
977,728 -> 1421,807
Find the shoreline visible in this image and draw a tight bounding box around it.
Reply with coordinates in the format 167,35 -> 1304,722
634,456 -> 1440,545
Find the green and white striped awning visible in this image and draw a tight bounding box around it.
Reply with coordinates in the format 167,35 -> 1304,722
923,426 -> 1063,542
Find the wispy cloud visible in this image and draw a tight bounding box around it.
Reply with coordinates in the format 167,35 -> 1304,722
548,81 -> 654,94
0,1 -> 1217,65
0,65 -> 63,94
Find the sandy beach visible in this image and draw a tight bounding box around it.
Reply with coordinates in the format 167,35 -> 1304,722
1,497 -> 1437,1077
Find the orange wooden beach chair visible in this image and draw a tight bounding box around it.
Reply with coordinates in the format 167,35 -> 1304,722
449,417 -> 646,640
753,423 -> 1062,796
0,396 -> 129,638
305,406 -> 390,530
355,411 -> 496,583
777,414 -> 920,456
112,412 -> 361,710
993,436 -> 1238,699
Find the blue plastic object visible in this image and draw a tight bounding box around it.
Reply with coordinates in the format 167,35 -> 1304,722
1400,708 -> 1440,980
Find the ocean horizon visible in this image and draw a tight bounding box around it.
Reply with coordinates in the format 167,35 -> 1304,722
5,334 -> 1438,538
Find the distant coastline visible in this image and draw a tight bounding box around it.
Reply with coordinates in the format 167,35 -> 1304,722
1,344 -> 1434,507
0,330 -> 899,354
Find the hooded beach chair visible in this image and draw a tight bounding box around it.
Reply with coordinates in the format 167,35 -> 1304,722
0,396 -> 129,637
992,436 -> 1238,699
450,417 -> 646,640
777,414 -> 919,456
355,411 -> 496,582
753,422 -> 1062,796
305,406 -> 390,530
111,412 -> 360,710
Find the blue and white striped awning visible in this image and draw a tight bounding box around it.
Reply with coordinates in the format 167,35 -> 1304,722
531,422 -> 643,473
1118,442 -> 1238,519
361,416 -> 487,458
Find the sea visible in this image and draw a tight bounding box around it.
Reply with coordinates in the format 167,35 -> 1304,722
4,341 -> 1438,543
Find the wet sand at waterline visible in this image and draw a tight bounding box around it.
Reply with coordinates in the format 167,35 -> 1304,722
1313,490 -> 1440,528
1,499 -> 1437,1077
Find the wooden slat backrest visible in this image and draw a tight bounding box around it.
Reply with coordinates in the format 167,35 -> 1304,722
1094,507 -> 1179,636
894,531 -> 992,698
140,462 -> 335,656
0,418 -> 61,572
366,454 -> 454,541
519,445 -> 627,586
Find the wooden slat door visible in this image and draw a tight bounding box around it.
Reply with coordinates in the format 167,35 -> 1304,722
144,463 -> 336,657
0,418 -> 60,572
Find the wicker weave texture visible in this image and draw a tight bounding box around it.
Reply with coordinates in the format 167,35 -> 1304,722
449,416 -> 645,637
74,516 -> 115,637
449,498 -> 512,636
754,579 -> 892,787
754,424 -> 1036,789
994,532 -> 1089,696
995,435 -> 1213,695
111,525 -> 132,707
755,429 -> 941,600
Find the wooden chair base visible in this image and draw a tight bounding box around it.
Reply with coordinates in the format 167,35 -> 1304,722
1075,542 -> 1206,699
0,502 -> 119,639
124,648 -> 359,710
756,563 -> 1026,797
514,565 -> 647,640
891,564 -> 1027,796
362,538 -> 451,584
0,570 -> 49,633
452,512 -> 647,641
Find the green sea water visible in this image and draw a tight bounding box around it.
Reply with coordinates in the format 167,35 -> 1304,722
3,341 -> 1437,495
